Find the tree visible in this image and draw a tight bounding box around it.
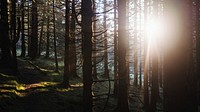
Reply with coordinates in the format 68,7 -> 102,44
144,0 -> 149,110
134,0 -> 138,86
117,0 -> 129,111
45,0 -> 50,58
81,0 -> 93,111
30,0 -> 38,59
53,0 -> 59,72
164,0 -> 198,111
103,0 -> 109,78
150,0 -> 159,111
0,0 -> 12,68
113,0 -> 118,96
63,0 -> 70,87
21,0 -> 26,57
196,0 -> 200,105
69,0 -> 77,77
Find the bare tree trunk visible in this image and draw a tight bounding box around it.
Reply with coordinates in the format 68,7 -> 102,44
117,0 -> 129,111
38,18 -> 44,56
21,0 -> 26,57
30,0 -> 38,59
69,0 -> 77,77
81,0 -> 93,111
45,0 -> 50,58
103,0 -> 109,78
134,0 -> 138,86
92,0 -> 98,80
150,0 -> 159,111
53,0 -> 59,72
164,0 -> 198,111
144,0 -> 149,110
113,0 -> 118,96
0,0 -> 12,68
63,0 -> 70,87
196,0 -> 200,105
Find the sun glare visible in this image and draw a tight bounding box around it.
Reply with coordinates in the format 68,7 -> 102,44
145,19 -> 164,43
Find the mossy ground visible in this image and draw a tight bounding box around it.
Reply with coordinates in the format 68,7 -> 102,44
0,59 -> 83,112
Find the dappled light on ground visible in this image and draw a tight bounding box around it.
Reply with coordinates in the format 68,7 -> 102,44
0,60 -> 83,112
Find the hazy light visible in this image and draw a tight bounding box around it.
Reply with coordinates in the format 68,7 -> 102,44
145,18 -> 164,43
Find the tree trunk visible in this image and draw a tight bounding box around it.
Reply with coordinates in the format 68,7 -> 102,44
69,0 -> 77,77
81,0 -> 93,111
164,0 -> 198,111
144,0 -> 149,110
134,0 -> 138,86
53,0 -> 59,72
92,0 -> 98,80
150,0 -> 159,111
113,0 -> 118,96
196,0 -> 200,106
103,0 -> 109,79
45,0 -> 50,58
30,0 -> 38,59
117,0 -> 129,111
38,15 -> 45,56
0,0 -> 12,68
21,0 -> 26,57
63,0 -> 70,87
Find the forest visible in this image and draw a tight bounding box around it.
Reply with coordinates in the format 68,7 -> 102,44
0,0 -> 200,112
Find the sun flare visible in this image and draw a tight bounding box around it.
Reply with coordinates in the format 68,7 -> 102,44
145,19 -> 164,42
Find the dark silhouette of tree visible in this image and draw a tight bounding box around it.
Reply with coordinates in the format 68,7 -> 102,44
113,0 -> 118,96
53,0 -> 59,72
92,0 -> 98,80
117,0 -> 129,111
103,0 -> 109,79
81,0 -> 93,111
45,0 -> 50,58
21,0 -> 26,57
150,0 -> 159,111
196,0 -> 200,105
134,0 -> 138,86
69,0 -> 77,77
0,0 -> 12,68
144,0 -> 149,111
63,0 -> 70,87
30,0 -> 38,59
164,0 -> 198,111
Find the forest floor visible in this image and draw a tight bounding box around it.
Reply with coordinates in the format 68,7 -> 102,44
0,58 -> 150,112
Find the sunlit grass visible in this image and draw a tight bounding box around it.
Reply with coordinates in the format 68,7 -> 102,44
56,88 -> 73,92
70,83 -> 83,88
0,73 -> 16,78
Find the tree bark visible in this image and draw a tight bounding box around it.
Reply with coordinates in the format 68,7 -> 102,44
63,0 -> 70,87
81,0 -> 93,111
164,0 -> 198,111
30,0 -> 38,59
0,0 -> 12,68
150,0 -> 159,111
113,0 -> 118,96
117,0 -> 129,111
69,0 -> 77,77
